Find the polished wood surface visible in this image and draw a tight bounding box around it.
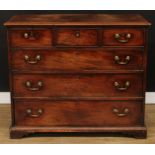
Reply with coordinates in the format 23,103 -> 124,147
12,48 -> 143,71
9,29 -> 52,47
55,28 -> 98,46
12,73 -> 143,98
5,14 -> 150,138
0,104 -> 154,143
103,28 -> 144,46
4,14 -> 151,26
14,100 -> 142,126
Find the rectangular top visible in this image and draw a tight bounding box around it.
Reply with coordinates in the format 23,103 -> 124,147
4,14 -> 151,27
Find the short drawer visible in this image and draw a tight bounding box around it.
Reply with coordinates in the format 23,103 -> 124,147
13,73 -> 143,98
54,28 -> 98,46
103,28 -> 144,46
12,48 -> 143,71
14,100 -> 143,127
9,28 -> 52,47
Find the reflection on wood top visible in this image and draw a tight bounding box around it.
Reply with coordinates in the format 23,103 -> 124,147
4,14 -> 151,26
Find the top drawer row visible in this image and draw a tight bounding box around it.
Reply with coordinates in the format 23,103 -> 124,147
9,28 -> 145,47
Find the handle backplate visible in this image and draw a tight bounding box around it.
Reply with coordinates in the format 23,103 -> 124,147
114,33 -> 132,43
114,81 -> 130,91
113,108 -> 129,117
26,108 -> 43,118
114,55 -> 130,65
23,31 -> 36,40
24,55 -> 41,64
25,81 -> 43,91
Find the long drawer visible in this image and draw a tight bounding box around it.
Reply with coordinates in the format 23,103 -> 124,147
14,100 -> 143,127
12,48 -> 143,71
12,73 -> 143,98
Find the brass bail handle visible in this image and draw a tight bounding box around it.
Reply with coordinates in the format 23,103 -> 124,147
25,81 -> 43,91
113,108 -> 129,117
114,55 -> 131,65
23,31 -> 36,40
24,55 -> 41,64
114,81 -> 130,91
114,33 -> 132,43
26,108 -> 43,118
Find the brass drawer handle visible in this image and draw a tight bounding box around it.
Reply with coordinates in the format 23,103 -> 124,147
113,108 -> 129,117
75,31 -> 80,38
114,33 -> 132,43
114,55 -> 130,65
114,81 -> 130,91
23,31 -> 36,40
24,55 -> 41,64
26,108 -> 43,118
25,81 -> 43,91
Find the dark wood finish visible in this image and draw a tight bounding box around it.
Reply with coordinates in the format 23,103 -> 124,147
14,100 -> 143,127
10,130 -> 29,139
4,14 -> 150,139
54,28 -> 98,46
4,14 -> 151,27
9,126 -> 147,139
9,28 -> 52,47
12,73 -> 143,98
103,28 -> 144,46
12,48 -> 143,71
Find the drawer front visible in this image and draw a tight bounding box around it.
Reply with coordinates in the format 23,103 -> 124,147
13,74 -> 142,98
14,100 -> 143,127
55,28 -> 98,46
103,29 -> 144,46
12,48 -> 143,71
9,29 -> 52,47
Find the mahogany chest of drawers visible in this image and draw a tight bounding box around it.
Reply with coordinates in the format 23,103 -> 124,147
4,14 -> 151,138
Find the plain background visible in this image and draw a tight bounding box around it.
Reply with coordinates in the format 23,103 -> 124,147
0,10 -> 155,92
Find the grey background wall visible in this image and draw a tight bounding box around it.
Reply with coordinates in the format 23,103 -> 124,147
0,10 -> 154,91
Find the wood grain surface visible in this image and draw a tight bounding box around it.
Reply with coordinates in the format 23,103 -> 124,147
4,14 -> 151,26
12,48 -> 143,71
14,100 -> 143,127
0,104 -> 154,143
12,73 -> 143,98
5,14 -> 150,138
